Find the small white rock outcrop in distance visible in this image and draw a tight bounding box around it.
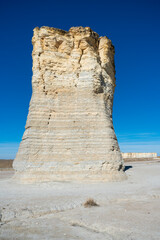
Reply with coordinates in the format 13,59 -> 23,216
13,26 -> 126,182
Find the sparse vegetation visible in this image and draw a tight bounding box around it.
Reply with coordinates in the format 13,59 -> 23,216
83,198 -> 99,208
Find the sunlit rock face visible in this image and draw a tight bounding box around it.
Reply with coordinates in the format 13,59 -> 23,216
13,26 -> 126,182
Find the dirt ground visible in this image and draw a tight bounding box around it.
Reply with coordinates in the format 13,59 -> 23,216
0,160 -> 160,240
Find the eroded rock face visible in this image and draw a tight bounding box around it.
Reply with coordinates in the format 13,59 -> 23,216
13,26 -> 126,182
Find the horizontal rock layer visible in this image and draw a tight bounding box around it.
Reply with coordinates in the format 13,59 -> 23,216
13,26 -> 126,182
122,152 -> 157,158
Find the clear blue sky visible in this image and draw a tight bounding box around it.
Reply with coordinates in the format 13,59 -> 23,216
0,0 -> 160,158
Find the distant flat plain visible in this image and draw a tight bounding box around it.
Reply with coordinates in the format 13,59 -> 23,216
1,157 -> 159,169
0,159 -> 13,169
0,158 -> 160,240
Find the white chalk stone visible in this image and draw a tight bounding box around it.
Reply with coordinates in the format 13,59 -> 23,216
122,152 -> 157,158
13,26 -> 126,182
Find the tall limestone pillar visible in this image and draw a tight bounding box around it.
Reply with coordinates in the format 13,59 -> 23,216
13,26 -> 126,182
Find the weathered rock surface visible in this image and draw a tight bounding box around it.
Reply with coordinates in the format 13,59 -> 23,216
13,26 -> 126,182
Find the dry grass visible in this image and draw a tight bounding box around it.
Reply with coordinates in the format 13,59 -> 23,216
0,160 -> 13,169
83,198 -> 99,208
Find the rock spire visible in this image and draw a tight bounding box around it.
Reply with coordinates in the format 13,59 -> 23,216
13,26 -> 126,182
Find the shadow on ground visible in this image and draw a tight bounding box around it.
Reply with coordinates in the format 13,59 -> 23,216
124,165 -> 133,172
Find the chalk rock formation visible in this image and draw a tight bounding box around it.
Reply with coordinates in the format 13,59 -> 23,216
13,26 -> 126,182
122,152 -> 157,159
